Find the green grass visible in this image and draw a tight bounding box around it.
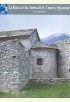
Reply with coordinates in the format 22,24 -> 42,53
0,81 -> 70,98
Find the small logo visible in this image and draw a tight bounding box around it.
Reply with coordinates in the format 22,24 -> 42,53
0,4 -> 7,14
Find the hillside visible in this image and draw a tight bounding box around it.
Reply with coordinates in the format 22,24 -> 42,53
41,33 -> 70,44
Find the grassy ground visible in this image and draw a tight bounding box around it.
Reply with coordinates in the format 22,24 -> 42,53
0,81 -> 70,98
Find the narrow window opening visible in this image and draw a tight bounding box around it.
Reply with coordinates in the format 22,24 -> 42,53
37,58 -> 43,65
69,68 -> 70,71
12,56 -> 16,58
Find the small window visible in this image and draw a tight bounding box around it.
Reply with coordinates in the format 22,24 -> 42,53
12,56 -> 16,58
69,68 -> 70,71
37,58 -> 43,65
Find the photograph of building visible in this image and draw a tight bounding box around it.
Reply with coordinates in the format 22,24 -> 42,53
0,29 -> 70,92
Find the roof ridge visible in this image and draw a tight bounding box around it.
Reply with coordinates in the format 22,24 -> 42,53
0,28 -> 37,33
0,28 -> 37,38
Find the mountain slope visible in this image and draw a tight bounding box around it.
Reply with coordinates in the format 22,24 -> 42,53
41,33 -> 70,44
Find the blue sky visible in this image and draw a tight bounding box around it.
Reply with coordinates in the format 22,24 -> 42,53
0,15 -> 70,38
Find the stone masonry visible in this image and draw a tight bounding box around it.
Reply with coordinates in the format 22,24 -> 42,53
55,38 -> 70,78
0,40 -> 29,92
0,29 -> 70,92
30,47 -> 57,79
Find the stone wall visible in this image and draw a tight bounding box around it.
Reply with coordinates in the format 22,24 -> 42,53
30,48 -> 57,79
20,36 -> 31,50
20,30 -> 39,50
55,39 -> 70,78
30,78 -> 70,83
30,30 -> 40,46
0,40 -> 29,92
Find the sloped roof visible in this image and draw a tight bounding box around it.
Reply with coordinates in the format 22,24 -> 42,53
0,29 -> 36,38
31,41 -> 57,49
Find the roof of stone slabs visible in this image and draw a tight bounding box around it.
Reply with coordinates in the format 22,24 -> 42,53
0,29 -> 36,38
0,29 -> 57,49
31,41 -> 58,49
